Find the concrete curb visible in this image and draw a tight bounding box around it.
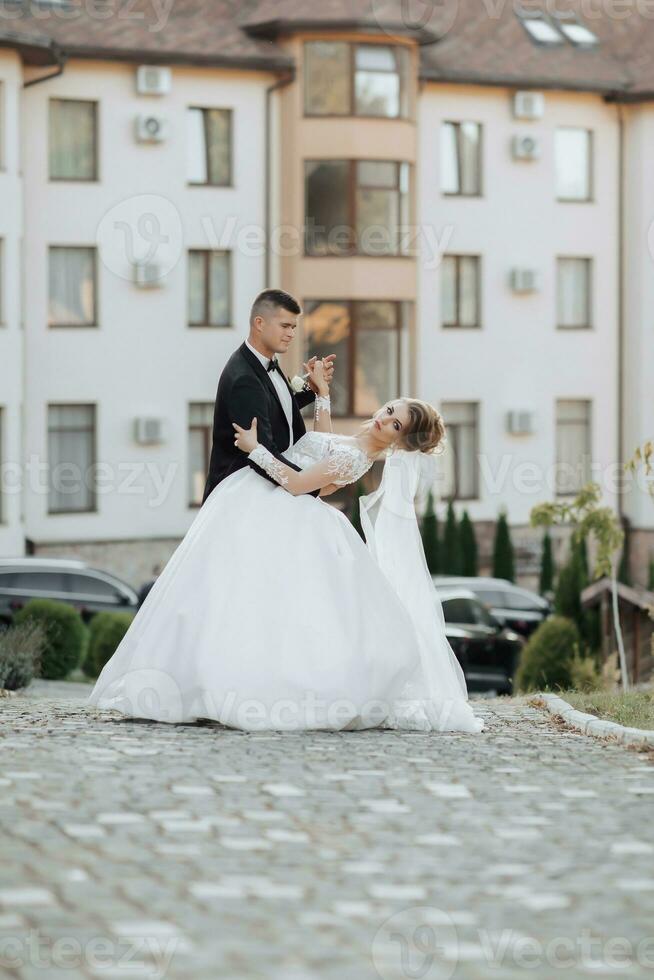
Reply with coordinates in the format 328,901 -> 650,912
532,692 -> 654,748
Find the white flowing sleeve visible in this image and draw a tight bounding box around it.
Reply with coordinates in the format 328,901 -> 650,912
247,445 -> 289,487
325,443 -> 373,487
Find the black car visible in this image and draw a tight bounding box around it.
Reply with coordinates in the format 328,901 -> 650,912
437,587 -> 524,695
434,576 -> 551,638
0,558 -> 139,624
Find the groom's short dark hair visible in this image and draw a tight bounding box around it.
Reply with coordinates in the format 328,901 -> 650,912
250,289 -> 301,325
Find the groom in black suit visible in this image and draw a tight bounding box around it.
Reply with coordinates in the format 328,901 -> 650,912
201,289 -> 335,505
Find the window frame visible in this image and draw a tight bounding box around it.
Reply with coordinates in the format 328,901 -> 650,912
188,402 -> 214,508
441,120 -> 483,198
47,402 -> 97,516
303,299 -> 403,418
555,127 -> 594,203
303,40 -> 410,120
48,97 -> 98,182
187,249 -> 232,328
47,245 -> 98,329
304,159 -> 411,258
555,399 -> 592,497
441,254 -> 482,329
440,401 -> 480,502
556,256 -> 593,330
186,106 -> 233,188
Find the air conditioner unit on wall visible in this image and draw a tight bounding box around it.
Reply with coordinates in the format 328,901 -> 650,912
134,417 -> 167,445
510,268 -> 540,293
133,262 -> 164,288
512,91 -> 545,120
135,65 -> 172,96
507,411 -> 535,435
512,135 -> 541,160
134,114 -> 169,143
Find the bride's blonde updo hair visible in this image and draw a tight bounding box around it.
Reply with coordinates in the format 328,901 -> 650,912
397,399 -> 447,455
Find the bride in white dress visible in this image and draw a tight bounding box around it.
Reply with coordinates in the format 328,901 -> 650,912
87,360 -> 484,734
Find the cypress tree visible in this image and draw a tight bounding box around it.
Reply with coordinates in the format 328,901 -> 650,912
441,500 -> 461,575
349,479 -> 366,540
492,511 -> 515,582
539,530 -> 555,595
649,557 -> 654,592
421,490 -> 441,575
459,510 -> 478,576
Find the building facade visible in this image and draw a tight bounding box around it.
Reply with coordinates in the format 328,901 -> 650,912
0,0 -> 652,588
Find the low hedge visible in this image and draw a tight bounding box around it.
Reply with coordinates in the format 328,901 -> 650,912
83,611 -> 134,678
0,620 -> 46,690
515,615 -> 581,693
13,599 -> 87,680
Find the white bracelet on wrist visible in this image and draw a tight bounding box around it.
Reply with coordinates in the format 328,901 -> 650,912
314,394 -> 331,420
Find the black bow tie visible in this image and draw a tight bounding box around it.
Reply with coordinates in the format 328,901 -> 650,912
267,357 -> 280,374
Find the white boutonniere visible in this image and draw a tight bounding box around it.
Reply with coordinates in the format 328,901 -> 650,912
290,375 -> 306,394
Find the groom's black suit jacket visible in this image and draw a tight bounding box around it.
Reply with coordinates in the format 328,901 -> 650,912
201,342 -> 317,505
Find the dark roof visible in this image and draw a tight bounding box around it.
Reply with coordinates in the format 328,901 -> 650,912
2,0 -> 654,98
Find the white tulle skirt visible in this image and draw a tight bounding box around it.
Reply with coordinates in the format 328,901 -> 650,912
87,468 -> 483,733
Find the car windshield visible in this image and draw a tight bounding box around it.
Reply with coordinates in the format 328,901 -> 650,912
442,597 -> 497,628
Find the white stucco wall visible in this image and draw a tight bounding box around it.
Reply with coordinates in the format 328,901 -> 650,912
623,104 -> 654,532
418,84 -> 620,526
21,59 -> 271,545
0,50 -> 25,556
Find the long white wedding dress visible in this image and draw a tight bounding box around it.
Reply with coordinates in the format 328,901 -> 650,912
87,431 -> 484,734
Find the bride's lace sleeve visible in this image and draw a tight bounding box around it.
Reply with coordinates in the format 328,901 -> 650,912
325,444 -> 373,487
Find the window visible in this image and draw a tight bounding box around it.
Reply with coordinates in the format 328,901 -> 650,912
555,128 -> 592,201
47,404 -> 96,514
442,255 -> 481,328
554,12 -> 598,45
48,247 -> 97,327
303,301 -> 403,417
441,122 -> 482,196
65,574 -> 124,601
188,403 -> 213,506
304,41 -> 409,118
0,238 -> 3,325
49,99 -> 97,180
556,400 -> 591,496
557,257 -> 592,329
305,160 -> 410,256
3,571 -> 68,594
519,14 -> 563,45
187,108 -> 231,186
188,251 -> 231,327
440,402 -> 479,501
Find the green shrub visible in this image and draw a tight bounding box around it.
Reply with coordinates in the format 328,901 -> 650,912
441,500 -> 460,575
13,599 -> 87,680
493,511 -> 515,582
84,611 -> 134,678
459,510 -> 478,577
421,490 -> 441,574
0,621 -> 46,690
515,615 -> 581,692
569,654 -> 604,693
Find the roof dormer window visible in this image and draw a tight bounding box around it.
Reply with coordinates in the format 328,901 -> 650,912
519,15 -> 563,46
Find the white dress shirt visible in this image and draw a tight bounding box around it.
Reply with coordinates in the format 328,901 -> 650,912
245,339 -> 294,449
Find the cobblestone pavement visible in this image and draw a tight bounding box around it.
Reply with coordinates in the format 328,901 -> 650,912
1,682 -> 653,980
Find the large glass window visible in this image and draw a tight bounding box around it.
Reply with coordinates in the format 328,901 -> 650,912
440,402 -> 479,501
187,108 -> 232,186
188,250 -> 231,327
442,255 -> 481,327
556,400 -> 591,495
557,257 -> 591,329
49,99 -> 97,180
555,128 -> 592,201
48,247 -> 97,327
303,300 -> 403,417
304,41 -> 409,118
47,404 -> 96,514
305,160 -> 410,256
188,403 -> 213,507
441,122 -> 482,196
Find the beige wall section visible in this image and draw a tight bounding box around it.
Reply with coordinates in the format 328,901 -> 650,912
275,33 -> 419,390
